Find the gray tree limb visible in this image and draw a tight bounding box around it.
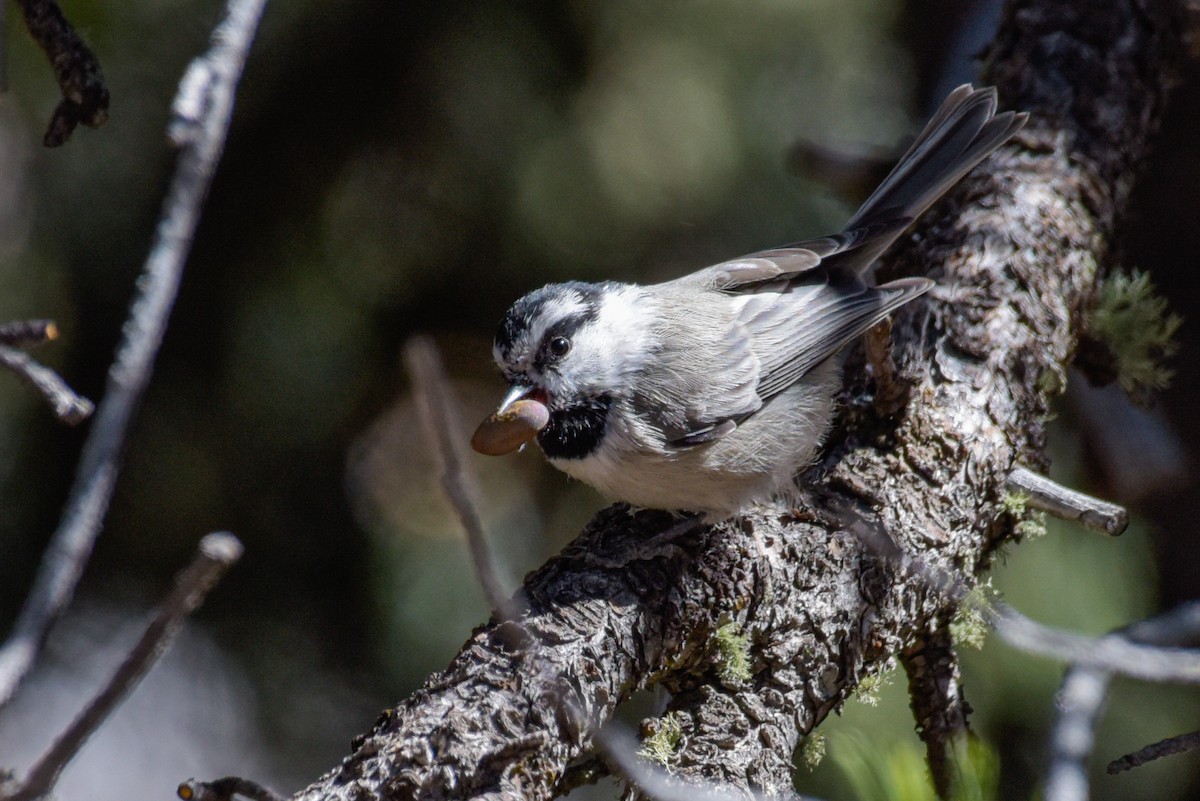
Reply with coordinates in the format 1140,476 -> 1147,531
292,0 -> 1187,798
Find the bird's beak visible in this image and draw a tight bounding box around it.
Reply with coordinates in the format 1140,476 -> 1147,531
498,383 -> 538,414
471,384 -> 551,456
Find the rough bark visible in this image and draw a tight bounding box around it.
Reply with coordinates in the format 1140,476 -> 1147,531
293,0 -> 1186,798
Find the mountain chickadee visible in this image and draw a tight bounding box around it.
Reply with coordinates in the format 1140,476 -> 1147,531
471,85 -> 1026,517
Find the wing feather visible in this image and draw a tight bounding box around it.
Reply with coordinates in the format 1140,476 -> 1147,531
747,275 -> 932,400
643,274 -> 932,448
675,219 -> 912,294
639,84 -> 1023,447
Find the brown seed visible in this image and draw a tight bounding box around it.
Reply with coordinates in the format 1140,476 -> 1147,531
471,398 -> 550,455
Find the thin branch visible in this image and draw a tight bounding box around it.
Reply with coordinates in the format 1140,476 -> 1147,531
1005,466 -> 1128,536
1042,665 -> 1109,801
1108,729 -> 1200,775
868,505 -> 1189,688
402,336 -> 512,616
178,777 -> 286,801
0,345 -> 93,424
11,0 -> 109,146
0,320 -> 57,347
991,603 -> 1200,683
1042,602 -> 1200,801
2,533 -> 243,801
900,622 -> 969,800
0,0 -> 267,712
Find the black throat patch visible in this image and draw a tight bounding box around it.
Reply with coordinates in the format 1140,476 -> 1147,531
538,394 -> 612,460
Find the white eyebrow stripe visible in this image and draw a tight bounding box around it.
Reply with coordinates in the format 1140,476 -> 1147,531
527,292 -> 586,350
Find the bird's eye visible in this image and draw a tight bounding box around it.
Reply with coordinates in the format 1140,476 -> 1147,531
548,336 -> 571,358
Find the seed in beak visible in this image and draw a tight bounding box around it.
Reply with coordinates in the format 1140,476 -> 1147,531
471,398 -> 550,455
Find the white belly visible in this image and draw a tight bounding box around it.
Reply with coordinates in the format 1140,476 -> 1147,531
546,363 -> 839,517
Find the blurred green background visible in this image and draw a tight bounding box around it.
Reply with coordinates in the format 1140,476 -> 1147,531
1,0 -> 1198,799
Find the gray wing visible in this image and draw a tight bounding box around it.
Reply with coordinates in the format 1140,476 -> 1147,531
651,269 -> 932,448
741,273 -> 932,401
677,219 -> 910,293
649,83 -> 1026,445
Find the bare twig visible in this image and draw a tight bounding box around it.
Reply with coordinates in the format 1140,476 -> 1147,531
2,533 -> 243,801
0,0 -> 267,712
402,336 -> 511,616
991,603 -> 1200,683
178,776 -> 286,801
1042,665 -> 1109,801
0,320 -> 57,347
12,0 -> 109,146
1108,729 -> 1200,775
1005,466 -> 1128,536
849,510 -> 1200,685
0,345 -> 92,424
1043,602 -> 1200,801
861,536 -> 1200,685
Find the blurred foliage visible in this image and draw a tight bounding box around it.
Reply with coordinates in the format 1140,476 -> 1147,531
0,1 -> 1198,800
831,733 -> 1000,801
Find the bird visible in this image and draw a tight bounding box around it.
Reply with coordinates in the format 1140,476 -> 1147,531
471,84 -> 1026,518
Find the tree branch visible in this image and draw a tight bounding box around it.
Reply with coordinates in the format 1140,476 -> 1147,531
12,0 -> 109,146
1005,466 -> 1128,536
2,533 -> 243,801
1042,601 -> 1200,801
403,337 -> 513,617
0,344 -> 93,424
0,0 -> 266,713
1108,729 -> 1200,775
292,0 -> 1186,798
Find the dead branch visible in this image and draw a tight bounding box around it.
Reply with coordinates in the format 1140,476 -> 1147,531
11,0 -> 109,146
1043,601 -> 1200,801
2,533 -> 243,801
1005,466 -> 1128,536
0,345 -> 92,424
1108,729 -> 1200,775
403,337 -> 513,616
0,319 -> 92,423
0,0 -> 267,712
178,776 -> 286,801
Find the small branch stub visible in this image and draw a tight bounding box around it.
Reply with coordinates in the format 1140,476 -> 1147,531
0,320 -> 57,347
1108,730 -> 1200,775
0,344 -> 93,424
1005,466 -> 1128,536
13,0 -> 110,146
178,777 -> 286,801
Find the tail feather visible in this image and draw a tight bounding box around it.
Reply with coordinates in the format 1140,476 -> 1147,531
842,85 -> 1027,272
